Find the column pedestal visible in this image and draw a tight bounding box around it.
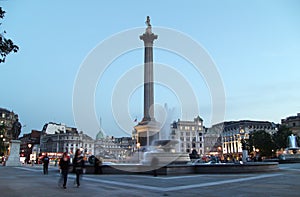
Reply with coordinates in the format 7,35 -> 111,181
134,120 -> 161,148
6,140 -> 21,167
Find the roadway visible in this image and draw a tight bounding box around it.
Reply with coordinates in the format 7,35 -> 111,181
0,163 -> 299,197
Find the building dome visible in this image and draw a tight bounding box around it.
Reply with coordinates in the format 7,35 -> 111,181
96,129 -> 105,140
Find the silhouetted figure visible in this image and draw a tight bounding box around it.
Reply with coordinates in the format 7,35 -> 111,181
73,149 -> 85,187
94,156 -> 103,174
42,153 -> 50,174
151,157 -> 159,177
58,152 -> 70,189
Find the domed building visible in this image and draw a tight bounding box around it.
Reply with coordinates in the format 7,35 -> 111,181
96,129 -> 105,140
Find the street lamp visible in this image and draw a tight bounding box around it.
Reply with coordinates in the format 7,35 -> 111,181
136,142 -> 140,163
27,143 -> 32,164
239,128 -> 247,163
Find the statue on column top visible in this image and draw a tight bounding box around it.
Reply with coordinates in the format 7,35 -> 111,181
145,16 -> 151,27
145,16 -> 152,34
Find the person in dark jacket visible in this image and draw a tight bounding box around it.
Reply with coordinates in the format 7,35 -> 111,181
94,156 -> 103,174
58,152 -> 70,189
73,149 -> 85,188
42,153 -> 50,175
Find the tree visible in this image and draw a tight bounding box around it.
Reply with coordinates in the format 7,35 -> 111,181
247,130 -> 275,157
272,125 -> 292,150
0,7 -> 19,63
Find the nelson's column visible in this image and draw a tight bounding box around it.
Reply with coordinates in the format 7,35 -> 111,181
134,16 -> 160,148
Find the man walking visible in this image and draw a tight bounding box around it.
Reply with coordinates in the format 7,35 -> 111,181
42,153 -> 50,175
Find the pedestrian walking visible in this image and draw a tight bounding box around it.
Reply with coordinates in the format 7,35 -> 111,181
94,156 -> 103,174
42,153 -> 50,175
58,152 -> 70,189
73,149 -> 85,188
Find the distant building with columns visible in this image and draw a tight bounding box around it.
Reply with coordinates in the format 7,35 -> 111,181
40,122 -> 94,157
219,120 -> 277,155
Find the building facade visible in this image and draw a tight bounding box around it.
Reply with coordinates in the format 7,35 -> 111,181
40,122 -> 94,159
220,120 -> 277,155
170,116 -> 204,155
19,130 -> 41,163
281,113 -> 300,136
0,107 -> 19,156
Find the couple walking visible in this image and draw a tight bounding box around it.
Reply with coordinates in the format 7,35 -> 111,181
58,149 -> 85,189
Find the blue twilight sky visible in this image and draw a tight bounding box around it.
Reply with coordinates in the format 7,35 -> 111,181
0,0 -> 299,138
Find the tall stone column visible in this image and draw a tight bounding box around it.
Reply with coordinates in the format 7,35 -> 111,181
140,20 -> 158,122
134,16 -> 160,148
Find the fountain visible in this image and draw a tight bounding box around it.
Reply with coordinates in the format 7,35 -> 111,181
279,134 -> 300,162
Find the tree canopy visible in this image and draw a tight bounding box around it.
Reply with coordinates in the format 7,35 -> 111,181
246,126 -> 295,158
0,7 -> 19,63
247,130 -> 276,157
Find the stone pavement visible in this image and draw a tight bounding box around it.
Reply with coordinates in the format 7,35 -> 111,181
1,163 -> 300,197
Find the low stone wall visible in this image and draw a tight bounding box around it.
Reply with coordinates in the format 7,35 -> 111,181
79,162 -> 279,175
194,162 -> 279,174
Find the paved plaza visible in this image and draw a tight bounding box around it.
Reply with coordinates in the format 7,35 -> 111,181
0,163 -> 300,197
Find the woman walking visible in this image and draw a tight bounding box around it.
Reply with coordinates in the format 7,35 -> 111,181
73,149 -> 85,188
58,152 -> 70,189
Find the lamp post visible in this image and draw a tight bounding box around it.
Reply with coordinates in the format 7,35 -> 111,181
239,128 -> 247,163
27,143 -> 32,164
0,134 -> 4,154
136,142 -> 140,163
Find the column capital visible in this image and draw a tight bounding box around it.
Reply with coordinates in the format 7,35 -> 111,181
140,32 -> 158,46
